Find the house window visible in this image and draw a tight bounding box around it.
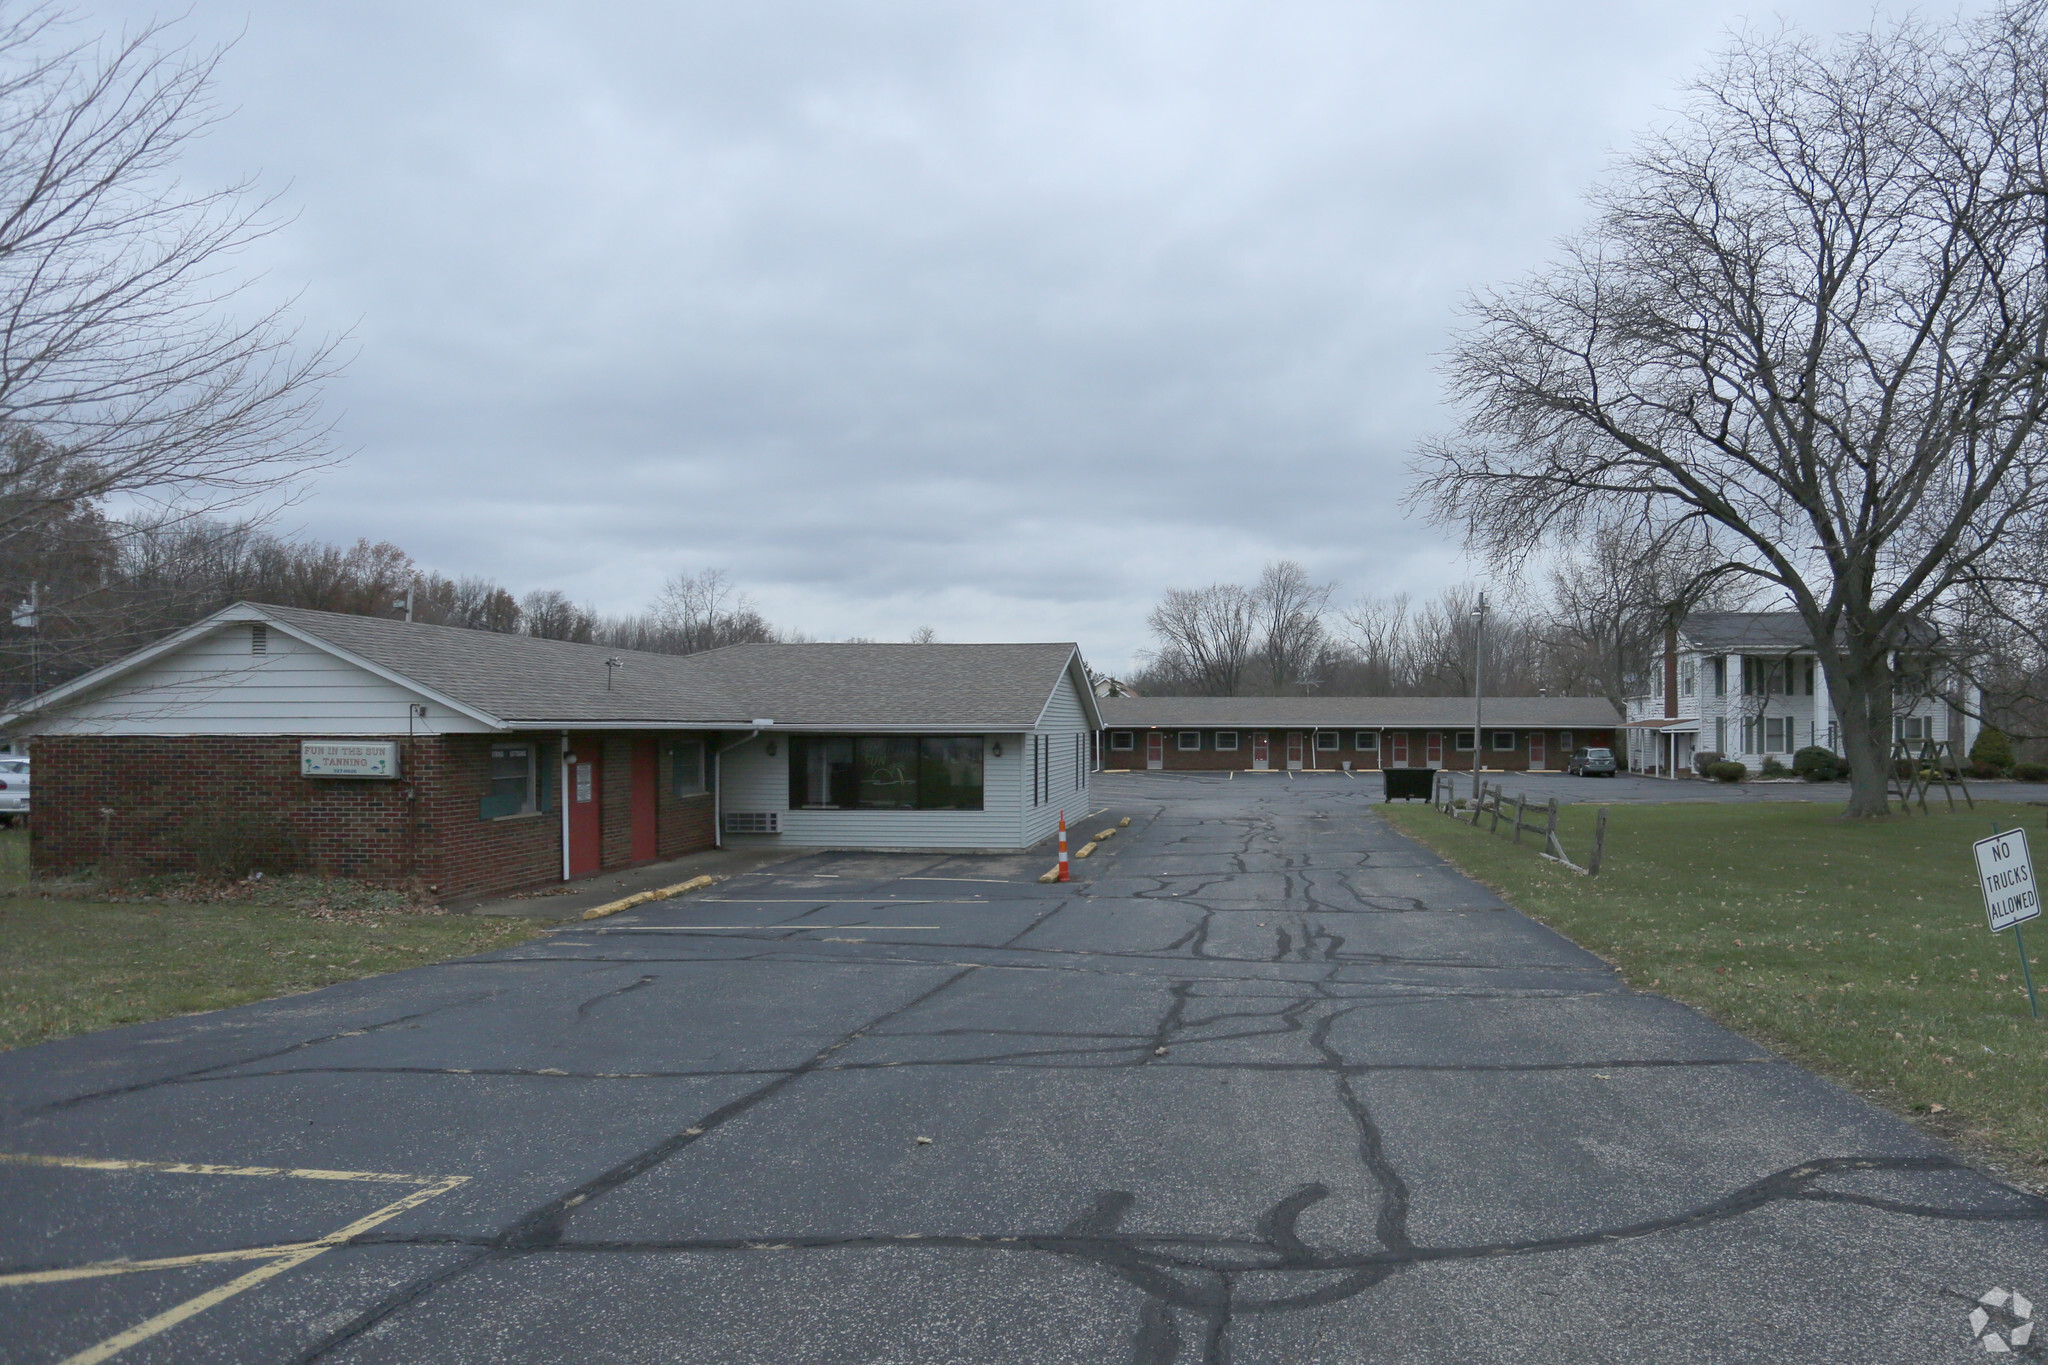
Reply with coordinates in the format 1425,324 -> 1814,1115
1715,717 -> 1726,753
1316,731 -> 1339,751
1110,731 -> 1134,752
670,738 -> 705,796
1354,732 -> 1378,751
1802,659 -> 1815,695
787,735 -> 985,811
1178,731 -> 1202,751
1742,718 -> 1759,754
1557,732 -> 1573,752
1453,731 -> 1476,751
1710,658 -> 1725,697
1680,659 -> 1695,697
1214,731 -> 1239,751
1898,715 -> 1929,742
481,743 -> 536,819
1766,717 -> 1790,752
1491,731 -> 1517,751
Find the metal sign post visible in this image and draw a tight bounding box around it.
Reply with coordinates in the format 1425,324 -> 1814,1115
1974,826 -> 2041,1019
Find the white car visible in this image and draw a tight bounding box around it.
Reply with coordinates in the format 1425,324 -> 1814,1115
0,757 -> 27,825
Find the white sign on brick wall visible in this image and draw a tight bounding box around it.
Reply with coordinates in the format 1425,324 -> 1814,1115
300,740 -> 399,779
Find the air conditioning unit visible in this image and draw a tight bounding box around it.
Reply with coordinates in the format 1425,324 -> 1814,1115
723,811 -> 780,835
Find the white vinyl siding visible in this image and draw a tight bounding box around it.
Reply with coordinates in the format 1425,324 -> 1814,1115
16,626 -> 492,735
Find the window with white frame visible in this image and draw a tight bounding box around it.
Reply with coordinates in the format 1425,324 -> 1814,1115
1897,715 -> 1929,741
1353,732 -> 1378,751
1453,731 -> 1476,751
1558,732 -> 1574,752
1177,731 -> 1202,751
1316,731 -> 1339,751
1766,717 -> 1790,751
1110,731 -> 1134,751
1680,659 -> 1695,697
1214,731 -> 1239,750
670,738 -> 705,795
1491,731 -> 1517,751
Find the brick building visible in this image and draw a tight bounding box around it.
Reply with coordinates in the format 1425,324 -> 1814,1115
1097,696 -> 1621,773
6,603 -> 1100,900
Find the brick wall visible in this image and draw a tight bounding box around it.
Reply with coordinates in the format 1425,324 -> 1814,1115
426,734 -> 562,900
1102,727 -> 1617,773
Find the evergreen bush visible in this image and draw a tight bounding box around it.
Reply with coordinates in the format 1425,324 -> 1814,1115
1792,746 -> 1845,781
1971,727 -> 2014,773
1708,760 -> 1747,783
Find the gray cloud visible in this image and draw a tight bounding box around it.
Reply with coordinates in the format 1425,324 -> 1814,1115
93,0 -> 1903,667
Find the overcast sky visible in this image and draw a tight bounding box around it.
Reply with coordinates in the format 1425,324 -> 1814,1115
88,0 -> 1919,670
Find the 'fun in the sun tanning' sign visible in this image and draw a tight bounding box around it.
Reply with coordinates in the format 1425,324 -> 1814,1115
300,740 -> 399,779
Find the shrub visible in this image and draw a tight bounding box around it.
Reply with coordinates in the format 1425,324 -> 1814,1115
1760,755 -> 1788,777
1792,746 -> 1845,781
1708,760 -> 1747,783
1972,759 -> 2004,780
180,812 -> 302,879
1970,727 -> 2014,774
2016,762 -> 2048,783
1692,750 -> 1724,776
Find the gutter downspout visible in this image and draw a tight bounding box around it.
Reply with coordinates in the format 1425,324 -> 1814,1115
711,730 -> 760,849
559,730 -> 571,882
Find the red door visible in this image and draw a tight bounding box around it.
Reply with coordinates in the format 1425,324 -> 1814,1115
1252,732 -> 1269,769
1146,732 -> 1163,770
630,738 -> 657,862
1528,732 -> 1546,770
567,739 -> 602,877
1426,732 -> 1444,766
1391,733 -> 1408,767
1286,732 -> 1304,769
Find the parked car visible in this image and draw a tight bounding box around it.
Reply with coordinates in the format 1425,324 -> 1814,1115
1567,747 -> 1617,777
0,756 -> 25,824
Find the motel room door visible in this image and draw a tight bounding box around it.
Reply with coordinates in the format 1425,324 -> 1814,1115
1146,732 -> 1164,770
1285,732 -> 1304,770
1251,732 -> 1269,770
1528,732 -> 1546,771
1426,732 -> 1444,767
566,739 -> 603,877
630,737 -> 658,862
1389,733 -> 1408,767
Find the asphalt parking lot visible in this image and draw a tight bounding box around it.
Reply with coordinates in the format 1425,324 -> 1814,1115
2,773 -> 2043,1363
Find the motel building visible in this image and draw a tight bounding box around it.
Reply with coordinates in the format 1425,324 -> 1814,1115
4,603 -> 1101,902
1621,611 -> 1981,777
1096,697 -> 1622,773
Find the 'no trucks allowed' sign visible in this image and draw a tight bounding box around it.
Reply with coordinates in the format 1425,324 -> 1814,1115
1974,828 -> 2041,933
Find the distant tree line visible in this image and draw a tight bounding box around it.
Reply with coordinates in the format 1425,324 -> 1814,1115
1132,538 -> 1746,711
0,507 -> 791,702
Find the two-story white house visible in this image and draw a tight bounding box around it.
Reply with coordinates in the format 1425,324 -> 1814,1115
1622,612 -> 1979,776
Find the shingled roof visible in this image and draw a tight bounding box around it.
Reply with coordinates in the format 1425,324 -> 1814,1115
1679,610 -> 1941,653
1098,696 -> 1621,729
9,603 -> 1096,733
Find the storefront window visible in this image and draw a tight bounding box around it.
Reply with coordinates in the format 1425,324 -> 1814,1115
789,736 -> 984,810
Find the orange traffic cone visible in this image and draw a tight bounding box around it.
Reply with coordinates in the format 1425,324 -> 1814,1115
1057,810 -> 1070,882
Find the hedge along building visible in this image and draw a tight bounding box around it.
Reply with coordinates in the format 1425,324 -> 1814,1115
1097,696 -> 1622,773
6,603 -> 1102,901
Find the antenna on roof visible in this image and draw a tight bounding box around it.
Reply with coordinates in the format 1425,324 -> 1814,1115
605,656 -> 622,691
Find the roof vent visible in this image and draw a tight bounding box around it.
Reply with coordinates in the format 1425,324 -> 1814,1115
250,624 -> 268,655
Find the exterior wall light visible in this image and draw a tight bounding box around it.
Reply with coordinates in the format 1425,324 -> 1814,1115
991,740 -> 1003,757
765,740 -> 777,757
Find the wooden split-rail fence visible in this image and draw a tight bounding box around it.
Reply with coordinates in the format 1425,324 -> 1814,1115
1431,773 -> 1607,877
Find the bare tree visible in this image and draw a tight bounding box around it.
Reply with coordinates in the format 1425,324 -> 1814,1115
1145,584 -> 1258,696
1547,520 -> 1742,712
0,11 -> 339,548
1411,3 -> 2048,816
521,590 -> 593,643
908,625 -> 938,644
644,568 -> 776,653
1253,560 -> 1335,692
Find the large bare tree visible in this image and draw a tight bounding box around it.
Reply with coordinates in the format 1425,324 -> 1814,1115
1145,583 -> 1258,696
1253,559 -> 1336,693
0,8 -> 338,548
1411,3 -> 2048,816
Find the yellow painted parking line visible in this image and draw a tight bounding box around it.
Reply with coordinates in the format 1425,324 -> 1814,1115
0,1152 -> 449,1185
0,1154 -> 468,1365
0,1243 -> 321,1287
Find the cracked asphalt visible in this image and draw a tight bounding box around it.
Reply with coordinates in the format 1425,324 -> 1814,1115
3,773 -> 2045,1363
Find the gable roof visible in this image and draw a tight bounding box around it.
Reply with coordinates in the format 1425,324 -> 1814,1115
1097,696 -> 1622,729
5,602 -> 1099,733
1679,610 -> 1941,653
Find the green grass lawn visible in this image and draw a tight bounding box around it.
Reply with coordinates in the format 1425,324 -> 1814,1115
0,829 -> 539,1051
1382,797 -> 2048,1186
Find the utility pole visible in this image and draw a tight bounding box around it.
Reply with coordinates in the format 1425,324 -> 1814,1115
1472,590 -> 1486,801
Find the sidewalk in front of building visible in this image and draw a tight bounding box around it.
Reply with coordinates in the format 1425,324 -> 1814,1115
452,844 -> 805,920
